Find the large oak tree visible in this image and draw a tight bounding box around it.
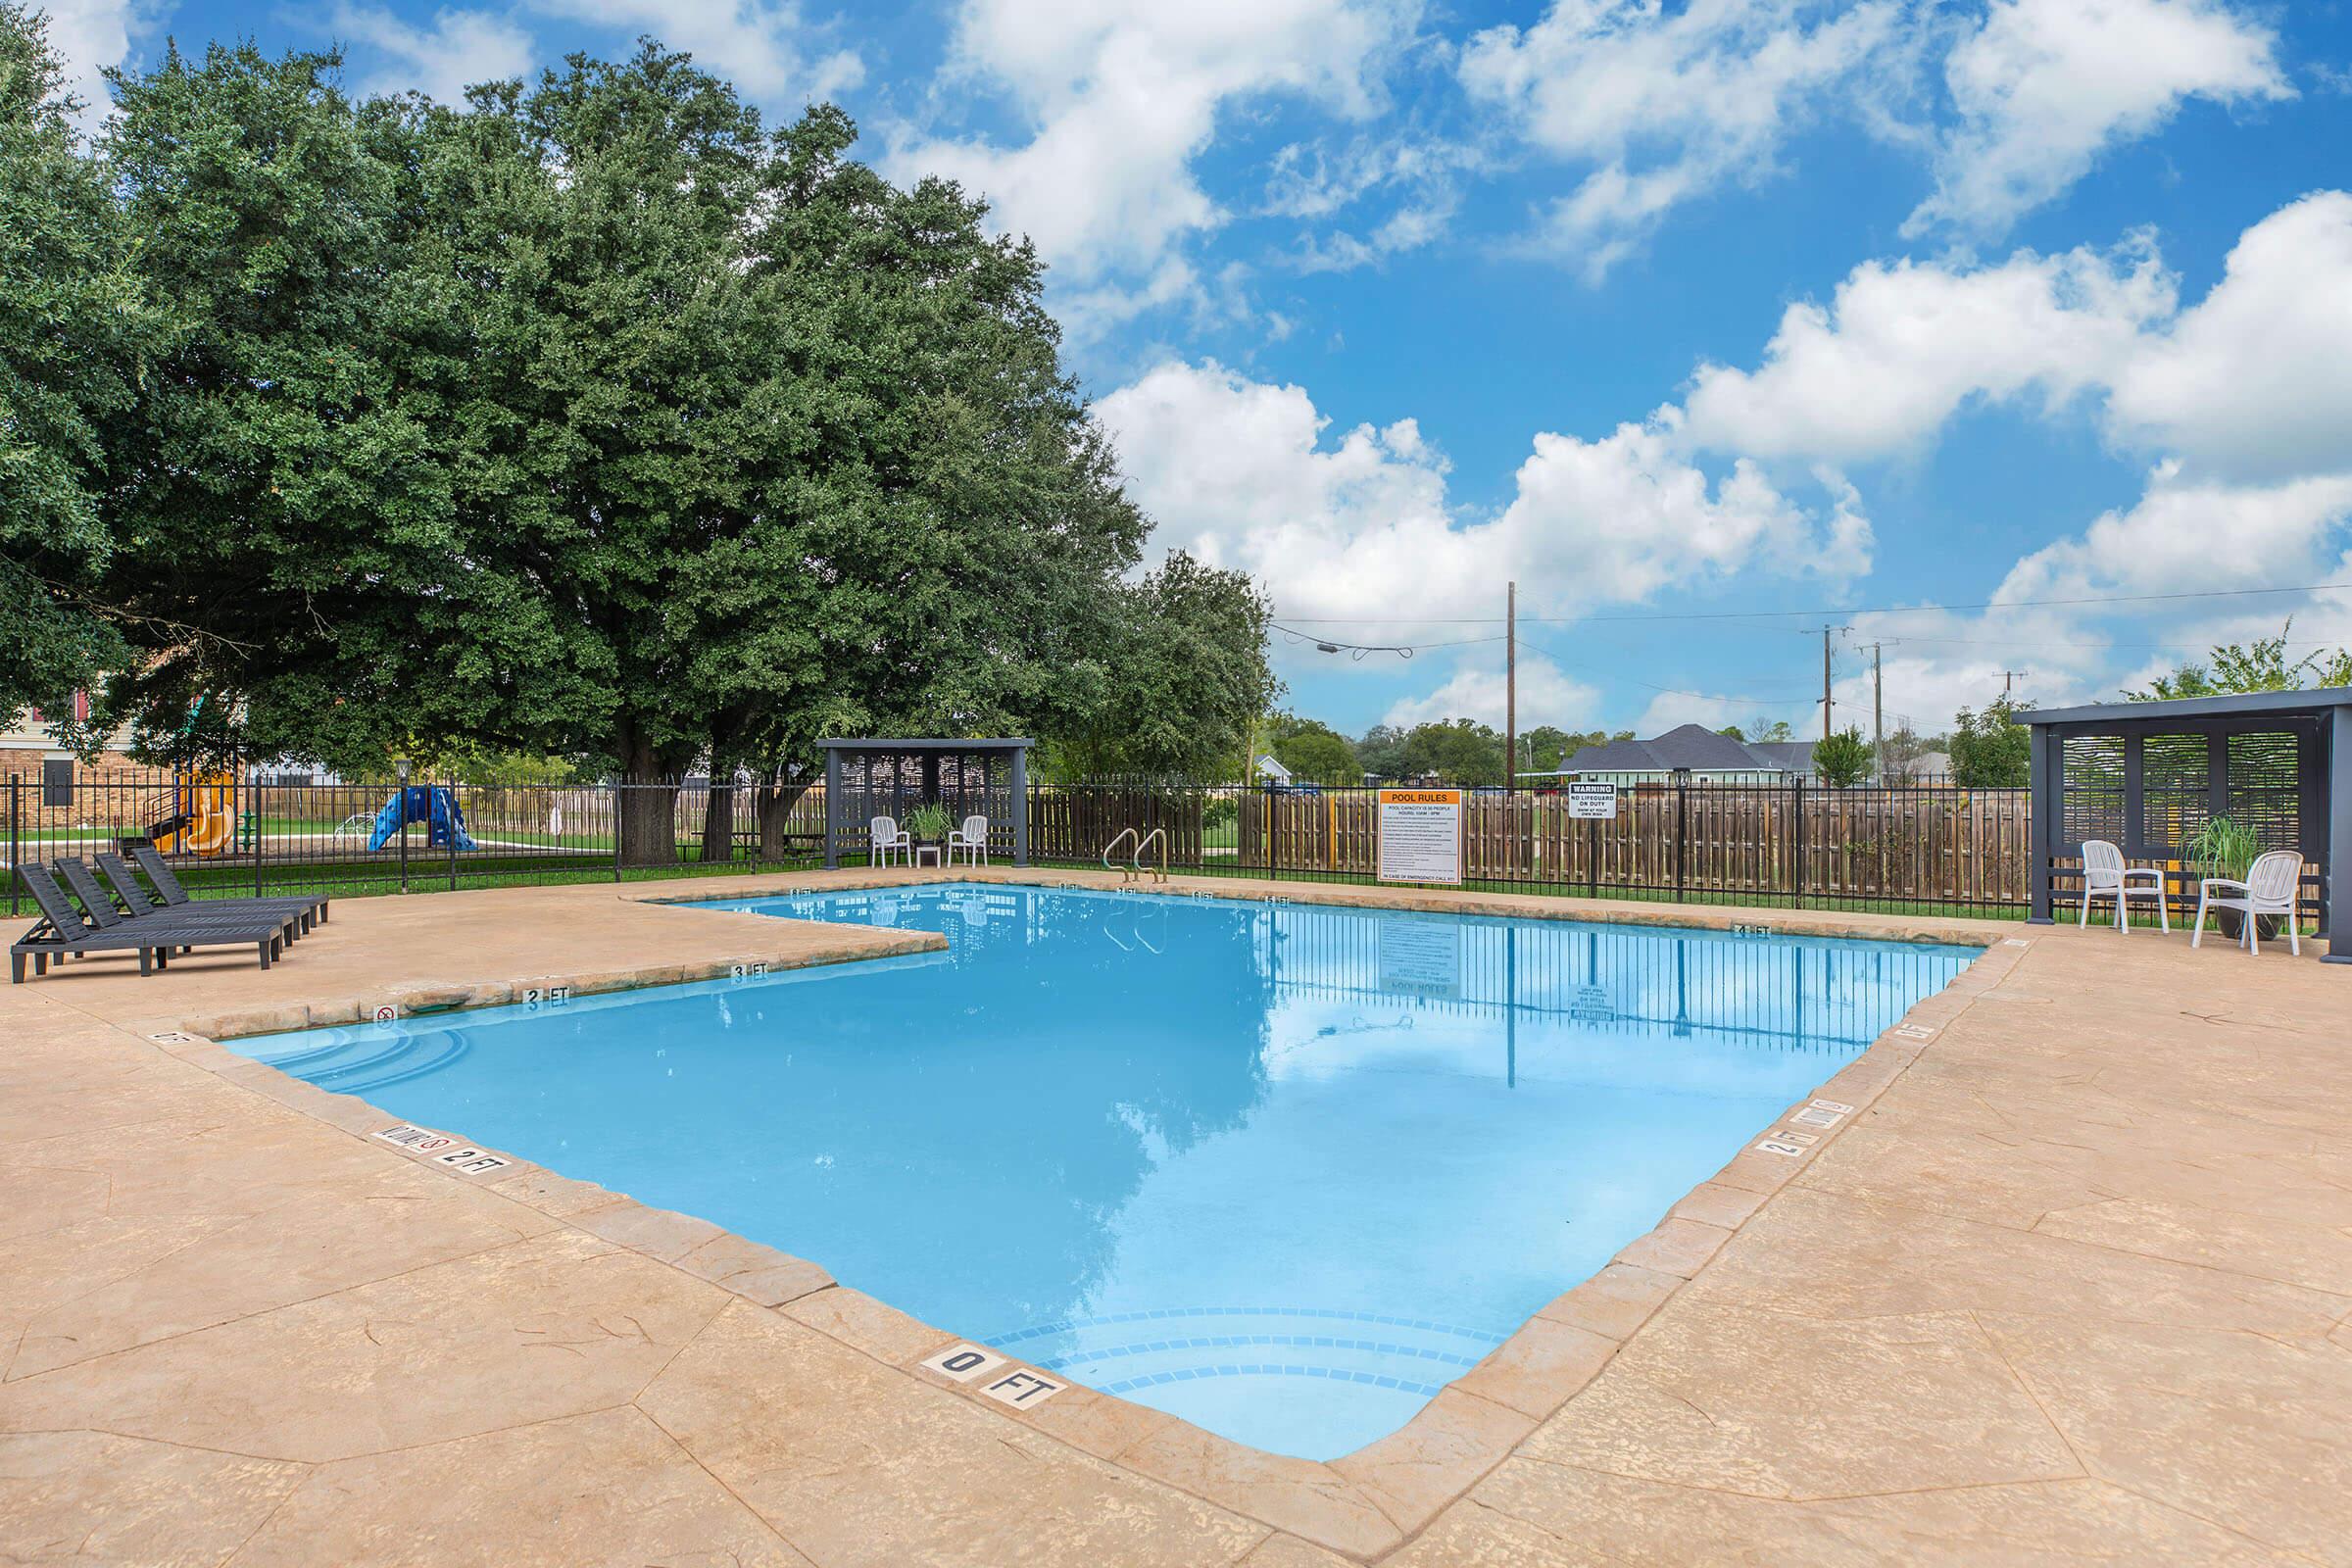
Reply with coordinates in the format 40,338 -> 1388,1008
67,37 -> 1266,863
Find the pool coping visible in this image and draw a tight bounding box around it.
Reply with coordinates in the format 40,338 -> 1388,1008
137,866 -> 2034,1560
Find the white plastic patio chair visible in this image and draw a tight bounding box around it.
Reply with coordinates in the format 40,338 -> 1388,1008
868,814 -> 911,867
947,814 -> 990,865
2079,839 -> 2166,933
2192,850 -> 2303,956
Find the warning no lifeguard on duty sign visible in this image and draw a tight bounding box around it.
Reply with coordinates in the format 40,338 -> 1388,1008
1377,788 -> 1463,885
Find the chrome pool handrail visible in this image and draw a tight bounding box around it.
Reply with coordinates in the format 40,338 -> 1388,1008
1102,827 -> 1139,870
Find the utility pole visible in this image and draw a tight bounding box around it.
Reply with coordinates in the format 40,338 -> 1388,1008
1505,580 -> 1517,792
1855,642 -> 1885,782
1874,644 -> 1885,782
1823,625 -> 1836,741
1816,625 -> 1843,741
1999,669 -> 2028,699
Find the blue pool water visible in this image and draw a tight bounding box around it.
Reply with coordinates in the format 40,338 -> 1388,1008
232,884 -> 1976,1458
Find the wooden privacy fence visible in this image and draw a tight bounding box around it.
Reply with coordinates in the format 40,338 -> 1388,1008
1027,785 -> 1208,865
1213,783 -> 2032,910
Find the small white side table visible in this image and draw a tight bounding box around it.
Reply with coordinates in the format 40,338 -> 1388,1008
914,844 -> 943,868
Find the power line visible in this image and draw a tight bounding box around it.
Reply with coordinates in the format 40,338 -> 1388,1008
1271,577 -> 2352,627
1516,633 -> 1819,710
1269,623 -> 1507,659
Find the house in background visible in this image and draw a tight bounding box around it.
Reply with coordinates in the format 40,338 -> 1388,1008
1742,740 -> 1820,778
3,694 -> 165,818
1534,723 -> 1801,786
1251,755 -> 1294,785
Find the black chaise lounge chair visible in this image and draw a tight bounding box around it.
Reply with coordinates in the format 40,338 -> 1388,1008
122,843 -> 328,932
11,864 -> 172,982
57,858 -> 301,956
10,862 -> 290,983
94,851 -> 324,941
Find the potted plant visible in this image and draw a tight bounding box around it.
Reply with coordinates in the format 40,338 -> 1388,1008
906,802 -> 954,858
2184,816 -> 2270,940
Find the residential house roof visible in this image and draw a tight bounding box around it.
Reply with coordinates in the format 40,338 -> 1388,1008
1744,740 -> 1820,774
1564,724 -> 1796,776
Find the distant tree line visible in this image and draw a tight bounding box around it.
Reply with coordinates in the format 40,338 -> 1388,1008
0,8 -> 1274,862
1242,715 -> 1637,787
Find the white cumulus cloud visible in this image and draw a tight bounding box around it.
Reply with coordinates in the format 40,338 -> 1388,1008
1460,0 -> 1913,279
1997,466 -> 2352,606
1094,359 -> 1871,630
331,5 -> 536,103
1679,191 -> 2352,484
887,0 -> 1409,295
1681,235 -> 2175,462
2105,192 -> 2352,482
1907,0 -> 2290,236
36,0 -> 147,129
528,0 -> 861,101
1381,656 -> 1600,730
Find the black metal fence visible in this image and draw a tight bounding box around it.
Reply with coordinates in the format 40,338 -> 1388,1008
6,768 -> 2034,918
2,770 -> 829,914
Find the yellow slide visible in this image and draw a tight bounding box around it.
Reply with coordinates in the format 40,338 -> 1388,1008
151,772 -> 237,856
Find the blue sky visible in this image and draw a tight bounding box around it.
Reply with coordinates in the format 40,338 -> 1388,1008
46,0 -> 2352,741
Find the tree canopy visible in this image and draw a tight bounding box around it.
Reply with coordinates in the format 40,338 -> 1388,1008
2127,619 -> 2352,701
1261,712 -> 1357,783
0,19 -> 1271,862
1950,696 -> 2032,788
1812,725 -> 1873,787
0,4 -> 157,739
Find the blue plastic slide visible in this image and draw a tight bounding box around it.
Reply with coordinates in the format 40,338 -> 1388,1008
365,786 -> 478,853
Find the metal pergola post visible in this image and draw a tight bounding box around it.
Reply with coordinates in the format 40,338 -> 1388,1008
2027,724 -> 2057,924
822,746 -> 843,868
2328,706 -> 2351,962
1009,745 -> 1029,865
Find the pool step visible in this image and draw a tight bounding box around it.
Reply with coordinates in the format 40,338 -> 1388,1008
267,1028 -> 470,1095
988,1306 -> 1505,1402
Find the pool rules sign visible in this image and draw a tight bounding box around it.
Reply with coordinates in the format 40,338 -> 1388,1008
1377,788 -> 1464,885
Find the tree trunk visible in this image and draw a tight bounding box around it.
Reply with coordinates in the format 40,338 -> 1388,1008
758,780 -> 811,861
614,726 -> 679,869
700,776 -> 734,862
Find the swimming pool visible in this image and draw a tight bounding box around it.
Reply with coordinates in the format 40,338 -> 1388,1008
231,883 -> 1977,1458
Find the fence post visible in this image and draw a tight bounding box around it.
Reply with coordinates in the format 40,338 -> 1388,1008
252,768 -> 265,898
7,773 -> 18,917
1587,811 -> 1598,902
1674,777 -> 1688,903
1791,778 -> 1806,909
396,759 -> 411,895
447,778 -> 460,891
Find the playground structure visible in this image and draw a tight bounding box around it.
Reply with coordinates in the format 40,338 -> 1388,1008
144,771 -> 244,857
366,785 -> 477,853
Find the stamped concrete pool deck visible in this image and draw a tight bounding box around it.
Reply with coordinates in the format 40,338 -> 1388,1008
3,869 -> 2346,1565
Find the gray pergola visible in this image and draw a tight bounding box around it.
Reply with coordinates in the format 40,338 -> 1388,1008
818,739 -> 1031,868
2025,688 -> 2350,962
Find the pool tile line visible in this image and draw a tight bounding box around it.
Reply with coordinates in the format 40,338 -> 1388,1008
150,929 -> 945,1043
638,863 -> 2018,955
1097,1366 -> 1456,1399
110,885 -> 2034,1563
988,1307 -> 1510,1348
1041,1338 -> 1490,1374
